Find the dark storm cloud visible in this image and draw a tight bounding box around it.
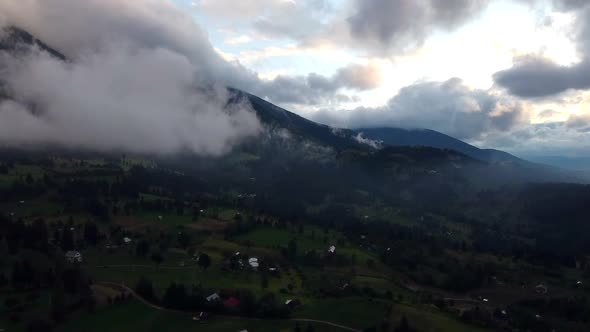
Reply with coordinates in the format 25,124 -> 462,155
493,56 -> 590,98
494,1 -> 590,98
347,0 -> 490,51
310,78 -> 527,140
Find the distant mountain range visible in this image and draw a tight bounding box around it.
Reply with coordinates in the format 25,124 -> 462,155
523,156 -> 590,172
356,127 -> 525,165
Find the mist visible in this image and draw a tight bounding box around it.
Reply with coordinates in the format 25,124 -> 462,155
0,42 -> 261,155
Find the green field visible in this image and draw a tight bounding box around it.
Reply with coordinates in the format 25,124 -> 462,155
57,300 -> 349,332
388,304 -> 490,332
295,297 -> 388,330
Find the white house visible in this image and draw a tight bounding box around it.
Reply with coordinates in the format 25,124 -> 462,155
248,258 -> 259,269
123,237 -> 132,244
206,293 -> 220,302
328,245 -> 336,254
65,251 -> 82,263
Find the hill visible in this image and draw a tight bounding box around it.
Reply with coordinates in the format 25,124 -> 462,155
357,127 -> 523,164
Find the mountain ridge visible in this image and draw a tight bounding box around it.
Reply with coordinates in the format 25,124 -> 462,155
356,127 -> 526,164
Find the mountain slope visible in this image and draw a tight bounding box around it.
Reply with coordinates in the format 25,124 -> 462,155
0,26 -> 66,60
357,127 -> 524,164
230,88 -> 368,151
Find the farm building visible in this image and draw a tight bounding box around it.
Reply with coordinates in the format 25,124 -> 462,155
65,250 -> 82,263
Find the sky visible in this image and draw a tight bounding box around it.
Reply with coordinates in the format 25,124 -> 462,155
0,0 -> 590,157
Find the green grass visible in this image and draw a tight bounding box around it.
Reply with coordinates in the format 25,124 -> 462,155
0,291 -> 53,332
236,226 -> 340,252
137,211 -> 194,225
389,303 -> 491,332
0,198 -> 63,217
86,264 -> 298,297
295,297 -> 388,330
58,300 -> 346,332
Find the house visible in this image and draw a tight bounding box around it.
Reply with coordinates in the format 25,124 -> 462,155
248,258 -> 259,269
206,293 -> 220,302
65,250 -> 82,263
328,245 -> 336,254
123,237 -> 132,244
192,312 -> 209,321
285,298 -> 302,309
224,297 -> 240,308
535,284 -> 548,294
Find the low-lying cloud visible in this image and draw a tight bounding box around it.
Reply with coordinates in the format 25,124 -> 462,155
311,78 -> 527,140
0,42 -> 261,155
0,0 -> 269,155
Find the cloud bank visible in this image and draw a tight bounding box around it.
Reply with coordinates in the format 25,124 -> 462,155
0,0 -> 264,155
311,78 -> 527,140
0,42 -> 261,155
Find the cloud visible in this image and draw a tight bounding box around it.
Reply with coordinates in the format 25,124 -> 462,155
477,120 -> 590,156
254,63 -> 382,105
493,2 -> 590,98
0,1 -> 262,156
494,55 -> 590,97
538,109 -> 561,118
353,133 -> 382,149
195,0 -> 294,19
347,0 -> 490,52
310,78 -> 527,140
566,113 -> 590,131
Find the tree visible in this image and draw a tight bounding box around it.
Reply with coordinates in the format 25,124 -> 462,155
288,238 -> 297,260
162,282 -> 187,309
135,240 -> 150,257
135,277 -> 155,301
61,226 -> 74,251
50,283 -> 66,322
178,232 -> 191,249
27,319 -> 53,332
261,273 -> 269,290
294,322 -> 302,332
83,222 -> 99,246
394,316 -> 413,332
305,323 -> 315,332
197,253 -> 211,271
151,252 -> 163,269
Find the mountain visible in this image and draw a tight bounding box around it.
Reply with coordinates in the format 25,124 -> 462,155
2,26 -> 583,185
229,88 -> 368,151
524,155 -> 590,172
0,26 -> 66,60
357,127 -> 524,164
